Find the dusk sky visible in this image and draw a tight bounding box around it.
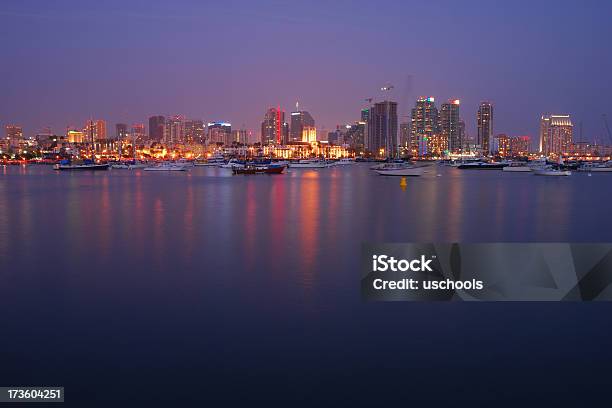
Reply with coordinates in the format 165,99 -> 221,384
2,0 -> 612,143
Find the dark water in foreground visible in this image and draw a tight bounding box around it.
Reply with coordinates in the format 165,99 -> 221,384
1,164 -> 612,405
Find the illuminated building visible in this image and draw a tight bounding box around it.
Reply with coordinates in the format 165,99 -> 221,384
361,108 -> 370,122
148,115 -> 165,141
261,107 -> 286,145
510,136 -> 531,156
410,97 -> 438,156
4,124 -> 23,149
345,122 -> 366,153
164,115 -> 185,145
231,129 -> 248,144
185,120 -> 205,144
302,126 -> 317,143
477,102 -> 494,155
494,134 -> 510,156
399,122 -> 410,155
440,99 -> 461,153
67,130 -> 85,143
366,101 -> 398,158
540,114 -> 573,156
131,123 -> 146,142
115,123 -> 129,140
84,119 -> 106,141
207,122 -> 232,145
290,103 -> 315,143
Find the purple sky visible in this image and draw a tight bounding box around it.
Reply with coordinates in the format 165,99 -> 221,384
1,0 -> 612,143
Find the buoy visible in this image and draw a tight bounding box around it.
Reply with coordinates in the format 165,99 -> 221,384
400,177 -> 407,190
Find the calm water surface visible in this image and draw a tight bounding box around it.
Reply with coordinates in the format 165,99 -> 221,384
1,164 -> 611,405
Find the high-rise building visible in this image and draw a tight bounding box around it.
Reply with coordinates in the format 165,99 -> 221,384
5,124 -> 23,145
345,121 -> 366,153
399,122 -> 410,152
131,123 -> 145,143
83,119 -> 106,142
115,123 -> 129,140
261,107 -> 286,145
148,116 -> 165,141
410,97 -> 438,156
367,100 -> 398,158
207,122 -> 232,145
477,102 -> 494,155
540,114 -> 573,156
164,115 -> 185,145
184,120 -> 205,144
290,104 -> 315,143
493,134 -> 510,156
361,108 -> 370,123
510,136 -> 531,156
440,99 -> 461,153
231,129 -> 248,145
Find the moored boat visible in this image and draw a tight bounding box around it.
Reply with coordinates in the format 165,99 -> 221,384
54,159 -> 109,171
502,162 -> 532,172
288,159 -> 327,169
533,166 -> 571,176
143,163 -> 187,171
375,167 -> 425,176
457,161 -> 506,170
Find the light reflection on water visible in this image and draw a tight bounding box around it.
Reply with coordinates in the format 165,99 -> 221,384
1,164 -> 612,402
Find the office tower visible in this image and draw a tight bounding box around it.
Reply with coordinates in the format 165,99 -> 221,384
83,119 -> 105,141
440,99 -> 461,153
5,124 -> 23,148
148,115 -> 165,141
410,97 -> 438,156
115,123 -> 129,140
261,107 -> 285,145
494,134 -> 510,156
477,102 -> 494,155
345,121 -> 366,153
540,114 -> 573,156
207,122 -> 232,145
367,100 -> 398,158
164,115 -> 185,145
290,105 -> 315,143
131,123 -> 145,143
184,120 -> 205,144
399,122 -> 410,152
510,136 -> 531,156
459,120 -> 466,151
361,108 -> 370,123
231,129 -> 248,145
302,126 -> 317,143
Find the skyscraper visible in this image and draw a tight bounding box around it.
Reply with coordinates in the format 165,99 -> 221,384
148,115 -> 165,141
131,123 -> 145,143
5,124 -> 23,140
261,107 -> 285,145
84,119 -> 106,142
184,120 -> 205,144
440,99 -> 461,153
207,122 -> 232,145
290,105 -> 315,143
163,115 -> 185,145
399,122 -> 410,152
366,100 -> 398,158
410,97 -> 438,156
231,129 -> 248,145
540,114 -> 573,156
477,102 -> 494,155
115,123 -> 128,140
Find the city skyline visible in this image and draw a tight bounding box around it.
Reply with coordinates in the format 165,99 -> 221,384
1,1 -> 612,141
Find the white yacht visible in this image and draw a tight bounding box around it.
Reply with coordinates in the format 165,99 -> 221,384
335,158 -> 355,165
579,161 -> 612,172
375,166 -> 425,177
143,163 -> 187,172
533,166 -> 571,176
502,162 -> 532,172
289,159 -> 328,169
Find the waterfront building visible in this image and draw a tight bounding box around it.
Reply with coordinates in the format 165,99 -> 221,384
261,107 -> 286,145
440,99 -> 461,153
477,102 -> 494,155
494,134 -> 510,157
410,97 -> 438,156
148,115 -> 165,141
510,136 -> 531,156
131,123 -> 146,143
302,126 -> 317,143
290,104 -> 315,143
367,100 -> 398,158
4,124 -> 23,149
115,123 -> 129,140
231,129 -> 248,145
164,115 -> 185,145
184,120 -> 205,144
345,121 -> 366,154
67,129 -> 85,143
207,122 -> 232,145
540,114 -> 573,156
